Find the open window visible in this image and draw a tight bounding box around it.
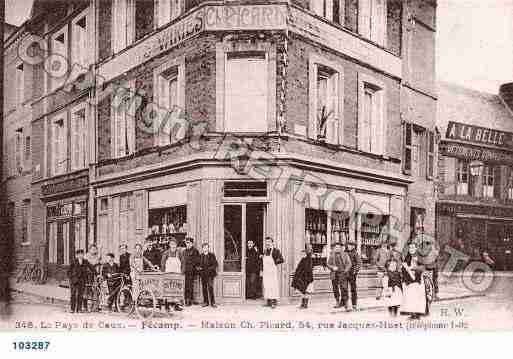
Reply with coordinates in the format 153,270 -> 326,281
359,0 -> 387,46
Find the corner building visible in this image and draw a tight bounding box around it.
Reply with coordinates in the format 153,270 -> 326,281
4,0 -> 438,303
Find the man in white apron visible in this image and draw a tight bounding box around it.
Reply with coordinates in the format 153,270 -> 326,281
161,239 -> 183,273
261,237 -> 284,309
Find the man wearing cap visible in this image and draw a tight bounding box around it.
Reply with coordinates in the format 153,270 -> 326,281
182,237 -> 200,306
345,240 -> 362,310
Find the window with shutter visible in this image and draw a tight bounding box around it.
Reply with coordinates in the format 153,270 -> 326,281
50,28 -> 68,91
225,53 -> 268,132
456,159 -> 469,195
507,169 -> 513,200
155,60 -> 184,147
483,165 -> 495,198
426,130 -> 435,179
71,105 -> 87,170
21,199 -> 30,245
24,136 -> 31,163
358,76 -> 385,155
403,122 -> 412,175
72,11 -> 89,70
15,63 -> 24,107
15,130 -> 23,174
112,0 -> 129,53
358,0 -> 387,46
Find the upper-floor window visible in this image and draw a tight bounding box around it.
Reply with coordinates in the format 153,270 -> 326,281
14,128 -> 23,174
24,135 -> 31,165
15,63 -> 24,107
21,199 -> 31,245
359,0 -> 387,46
508,169 -> 513,200
50,27 -> 68,91
225,53 -> 269,132
426,130 -> 435,179
157,0 -> 182,27
71,11 -> 90,70
112,0 -> 132,53
51,116 -> 68,176
111,83 -> 136,158
308,55 -> 344,145
456,159 -> 469,195
71,104 -> 88,171
155,57 -> 185,146
403,122 -> 413,174
358,75 -> 385,155
483,165 -> 495,198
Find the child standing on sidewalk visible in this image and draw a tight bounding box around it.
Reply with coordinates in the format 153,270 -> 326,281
382,259 -> 403,316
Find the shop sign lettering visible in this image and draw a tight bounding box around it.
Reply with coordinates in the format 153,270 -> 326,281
204,5 -> 287,30
140,11 -> 204,61
445,121 -> 513,149
440,143 -> 513,164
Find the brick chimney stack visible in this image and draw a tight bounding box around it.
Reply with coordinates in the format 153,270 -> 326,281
499,83 -> 513,113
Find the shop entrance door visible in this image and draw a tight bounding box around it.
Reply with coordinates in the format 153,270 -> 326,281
222,203 -> 266,301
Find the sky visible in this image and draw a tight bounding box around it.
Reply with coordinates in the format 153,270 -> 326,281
4,0 -> 513,94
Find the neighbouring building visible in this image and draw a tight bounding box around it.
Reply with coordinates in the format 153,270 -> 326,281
436,82 -> 513,271
3,0 -> 438,303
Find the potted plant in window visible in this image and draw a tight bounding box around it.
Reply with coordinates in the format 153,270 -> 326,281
317,106 -> 333,142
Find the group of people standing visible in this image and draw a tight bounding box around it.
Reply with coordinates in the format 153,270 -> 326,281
291,237 -> 440,320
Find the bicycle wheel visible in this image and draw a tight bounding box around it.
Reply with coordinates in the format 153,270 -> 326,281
86,285 -> 100,312
117,286 -> 135,315
135,289 -> 156,320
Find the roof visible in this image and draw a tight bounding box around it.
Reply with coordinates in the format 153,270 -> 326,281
437,81 -> 513,139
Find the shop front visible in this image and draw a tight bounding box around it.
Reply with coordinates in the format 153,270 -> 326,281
94,161 -> 408,303
40,172 -> 89,281
436,202 -> 513,271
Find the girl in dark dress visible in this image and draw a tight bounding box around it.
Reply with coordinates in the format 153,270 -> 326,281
292,245 -> 314,309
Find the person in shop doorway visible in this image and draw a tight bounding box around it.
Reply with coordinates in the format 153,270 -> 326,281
291,244 -> 314,309
246,239 -> 261,299
183,237 -> 200,306
198,243 -> 218,308
345,240 -> 362,310
102,253 -> 120,312
373,240 -> 391,300
327,242 -> 352,310
261,237 -> 284,309
68,249 -> 94,313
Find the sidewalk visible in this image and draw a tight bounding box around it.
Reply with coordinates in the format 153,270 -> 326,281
10,273 -> 486,314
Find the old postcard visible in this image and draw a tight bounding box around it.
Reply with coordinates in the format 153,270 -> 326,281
1,0 -> 513,345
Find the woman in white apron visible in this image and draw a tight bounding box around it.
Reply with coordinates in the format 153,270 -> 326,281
262,237 -> 284,309
401,242 -> 427,319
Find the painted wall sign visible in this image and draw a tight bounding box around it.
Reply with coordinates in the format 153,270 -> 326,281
139,11 -> 204,62
41,176 -> 89,197
440,143 -> 513,165
204,5 -> 287,30
445,121 -> 513,149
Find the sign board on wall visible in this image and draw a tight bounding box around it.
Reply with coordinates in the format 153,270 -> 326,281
445,121 -> 513,149
440,143 -> 513,165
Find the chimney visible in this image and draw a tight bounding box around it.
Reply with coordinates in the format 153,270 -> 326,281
499,83 -> 513,113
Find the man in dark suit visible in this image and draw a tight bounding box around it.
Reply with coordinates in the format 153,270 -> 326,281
198,243 -> 218,308
119,244 -> 131,279
67,249 -> 93,313
246,240 -> 260,299
182,237 -> 200,306
102,253 -> 120,311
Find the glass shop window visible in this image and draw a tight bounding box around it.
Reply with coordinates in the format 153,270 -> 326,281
359,213 -> 389,265
148,205 -> 187,249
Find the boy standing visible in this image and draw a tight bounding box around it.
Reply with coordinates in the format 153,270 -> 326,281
198,243 -> 218,308
67,249 -> 93,313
